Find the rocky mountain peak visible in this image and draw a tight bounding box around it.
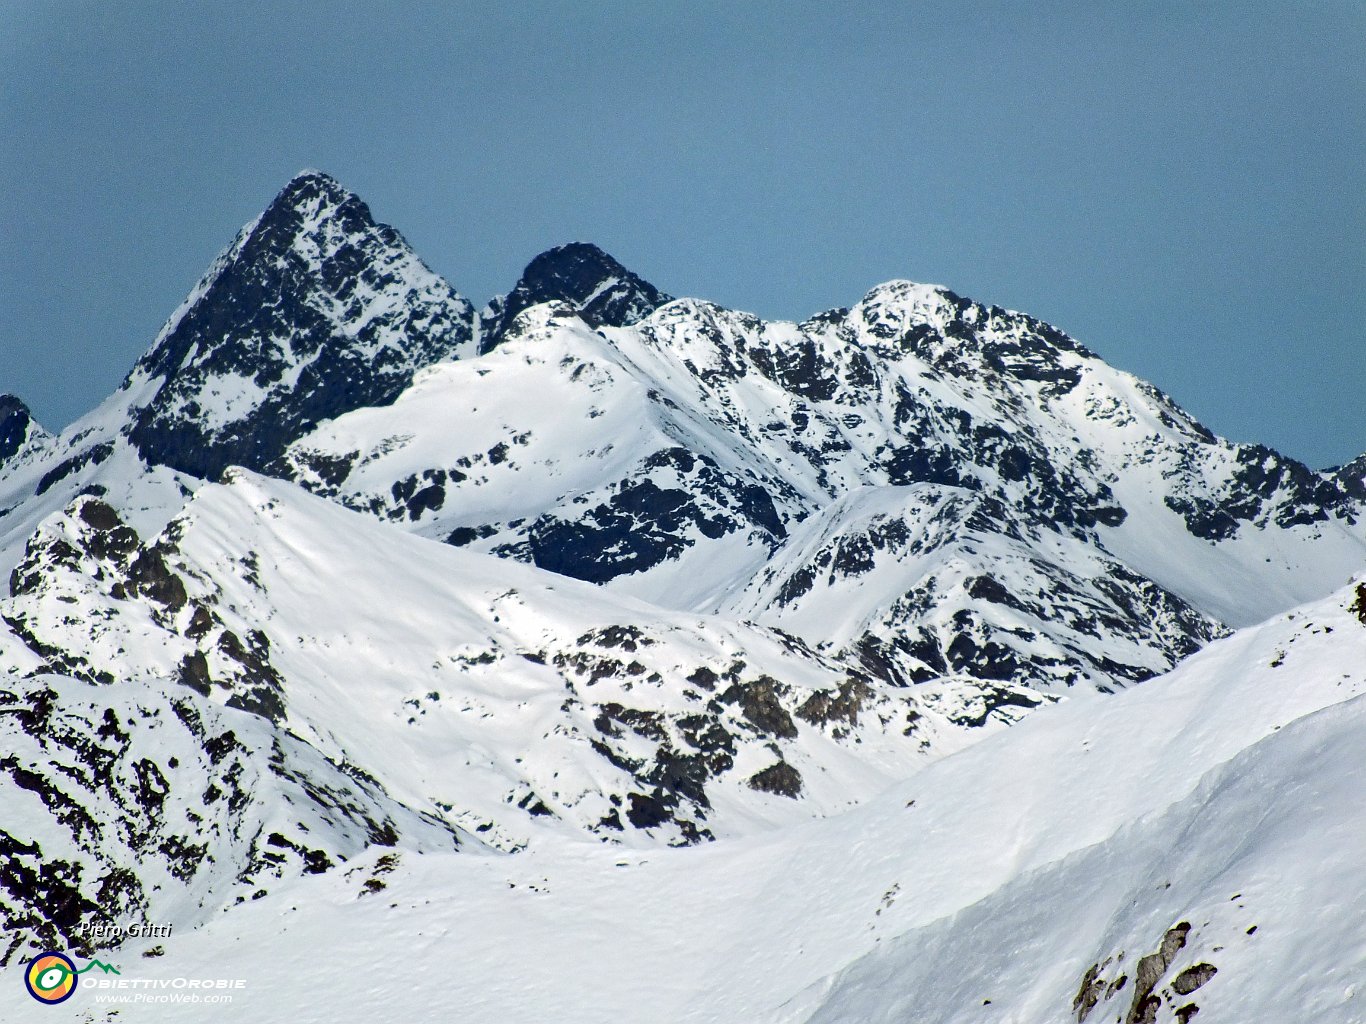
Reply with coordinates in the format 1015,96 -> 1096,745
121,172 -> 475,481
1333,453 -> 1366,503
0,395 -> 37,465
268,167 -> 356,208
242,169 -> 391,272
480,241 -> 670,352
0,393 -> 48,472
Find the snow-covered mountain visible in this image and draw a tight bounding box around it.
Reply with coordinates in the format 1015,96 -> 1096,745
1,171 -> 1363,1019
0,170 -> 474,574
282,268 -> 1365,702
5,580 -> 1363,1022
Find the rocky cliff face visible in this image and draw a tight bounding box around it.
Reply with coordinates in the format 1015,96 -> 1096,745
0,396 -> 44,468
121,170 -> 476,480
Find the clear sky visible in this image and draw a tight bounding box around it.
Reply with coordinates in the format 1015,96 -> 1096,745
2,2 -> 1362,467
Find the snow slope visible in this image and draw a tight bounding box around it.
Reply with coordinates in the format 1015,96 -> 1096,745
0,470 -> 1016,883
284,277 -> 1366,704
4,581 -> 1361,1023
1,170 -> 1364,1022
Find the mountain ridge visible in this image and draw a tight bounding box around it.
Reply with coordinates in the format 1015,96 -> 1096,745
0,171 -> 1363,1003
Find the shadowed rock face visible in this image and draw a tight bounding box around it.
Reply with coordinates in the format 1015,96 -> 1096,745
1335,453 -> 1366,506
1072,919 -> 1227,1024
479,241 -> 670,351
123,171 -> 475,480
0,396 -> 36,465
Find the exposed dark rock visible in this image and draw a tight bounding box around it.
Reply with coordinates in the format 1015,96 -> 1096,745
1171,963 -> 1217,996
481,242 -> 670,351
0,395 -> 35,464
517,448 -> 784,584
178,652 -> 211,695
1349,583 -> 1366,626
796,679 -> 874,729
1073,963 -> 1104,1022
1126,922 -> 1190,1024
747,761 -> 803,798
126,547 -> 188,614
579,625 -> 656,652
719,676 -> 797,739
36,442 -> 114,496
125,171 -> 473,480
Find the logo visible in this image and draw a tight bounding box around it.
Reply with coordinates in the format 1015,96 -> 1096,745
24,952 -> 120,1005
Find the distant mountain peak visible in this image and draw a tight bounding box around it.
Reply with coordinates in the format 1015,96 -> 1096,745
480,241 -> 671,351
283,166 -> 345,190
121,173 -> 475,480
0,394 -> 39,465
0,394 -> 31,418
522,241 -> 634,283
251,169 -> 378,249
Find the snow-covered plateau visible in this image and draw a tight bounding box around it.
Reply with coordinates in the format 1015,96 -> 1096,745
0,171 -> 1363,1022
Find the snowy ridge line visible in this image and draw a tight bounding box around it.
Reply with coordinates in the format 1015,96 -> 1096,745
0,170 -> 1363,1019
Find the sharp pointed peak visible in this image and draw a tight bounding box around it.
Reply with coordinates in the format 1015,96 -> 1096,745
257,169 -> 371,230
119,169 -> 471,480
279,167 -> 351,196
289,166 -> 337,184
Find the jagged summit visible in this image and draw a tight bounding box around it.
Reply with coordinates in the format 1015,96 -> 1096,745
480,241 -> 671,351
0,395 -> 38,465
120,170 -> 476,480
1334,453 -> 1366,505
271,166 -> 358,203
280,166 -> 348,193
246,168 -> 386,264
0,170 -> 1364,1016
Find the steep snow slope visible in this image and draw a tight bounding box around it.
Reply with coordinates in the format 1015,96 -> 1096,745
0,391 -> 193,582
284,306 -> 792,607
284,278 -> 1364,701
7,582 -> 1360,1023
0,674 -> 469,968
0,170 -> 476,576
0,471 -> 1023,869
797,691 -> 1366,1023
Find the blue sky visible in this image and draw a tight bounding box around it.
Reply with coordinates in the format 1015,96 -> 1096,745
2,2 -> 1362,466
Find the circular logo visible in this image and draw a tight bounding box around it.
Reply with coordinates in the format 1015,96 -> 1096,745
25,952 -> 78,1004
